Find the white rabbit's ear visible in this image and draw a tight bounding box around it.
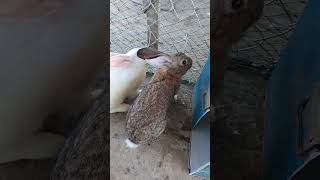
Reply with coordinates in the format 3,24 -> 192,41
137,47 -> 171,67
110,55 -> 131,68
145,55 -> 172,67
137,47 -> 169,59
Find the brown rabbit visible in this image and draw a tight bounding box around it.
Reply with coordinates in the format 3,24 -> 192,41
125,51 -> 192,148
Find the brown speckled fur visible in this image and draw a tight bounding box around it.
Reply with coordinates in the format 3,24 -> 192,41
125,52 -> 192,145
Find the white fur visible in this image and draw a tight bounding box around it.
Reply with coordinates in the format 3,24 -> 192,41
125,139 -> 139,149
174,94 -> 178,101
110,48 -> 147,113
110,48 -> 173,114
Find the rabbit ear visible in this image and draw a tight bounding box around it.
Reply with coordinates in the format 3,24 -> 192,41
110,55 -> 131,68
137,47 -> 169,59
137,47 -> 171,67
145,55 -> 172,67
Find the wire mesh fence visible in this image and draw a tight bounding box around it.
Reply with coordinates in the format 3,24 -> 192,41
111,0 -> 309,81
231,0 -> 309,76
110,0 -> 210,83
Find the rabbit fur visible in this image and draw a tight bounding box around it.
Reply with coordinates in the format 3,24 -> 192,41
125,52 -> 193,148
110,47 -> 172,114
110,49 -> 147,113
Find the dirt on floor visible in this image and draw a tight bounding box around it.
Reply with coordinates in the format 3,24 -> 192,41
0,66 -> 266,180
0,72 -> 205,180
110,76 -> 206,180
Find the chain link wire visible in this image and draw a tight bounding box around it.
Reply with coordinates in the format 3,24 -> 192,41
110,0 -> 210,83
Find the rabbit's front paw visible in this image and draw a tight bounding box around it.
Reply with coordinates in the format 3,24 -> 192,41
110,103 -> 130,113
129,89 -> 142,98
174,94 -> 179,102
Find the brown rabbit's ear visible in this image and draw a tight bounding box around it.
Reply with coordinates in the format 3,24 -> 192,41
137,47 -> 169,59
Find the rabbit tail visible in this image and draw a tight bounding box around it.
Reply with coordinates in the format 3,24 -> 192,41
125,138 -> 139,149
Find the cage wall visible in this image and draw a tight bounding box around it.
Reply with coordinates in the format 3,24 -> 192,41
110,0 -> 210,83
231,0 -> 309,75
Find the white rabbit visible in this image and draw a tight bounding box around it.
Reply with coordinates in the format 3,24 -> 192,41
110,47 -> 170,113
110,49 -> 146,113
0,0 -> 105,163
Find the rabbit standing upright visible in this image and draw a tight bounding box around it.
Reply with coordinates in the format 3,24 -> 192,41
110,47 -> 171,113
125,51 -> 193,148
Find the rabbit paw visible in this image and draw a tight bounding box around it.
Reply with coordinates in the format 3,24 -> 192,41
129,89 -> 142,97
174,94 -> 179,101
110,103 -> 130,113
126,89 -> 143,104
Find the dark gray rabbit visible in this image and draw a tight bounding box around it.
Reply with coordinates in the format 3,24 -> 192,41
125,51 -> 193,148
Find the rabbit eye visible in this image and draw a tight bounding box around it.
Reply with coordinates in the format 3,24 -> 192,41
182,60 -> 187,65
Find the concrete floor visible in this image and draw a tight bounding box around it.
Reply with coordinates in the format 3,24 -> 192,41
110,79 -> 206,180
0,76 -> 206,180
0,66 -> 265,180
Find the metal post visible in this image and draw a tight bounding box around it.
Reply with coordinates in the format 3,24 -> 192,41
143,0 -> 160,49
